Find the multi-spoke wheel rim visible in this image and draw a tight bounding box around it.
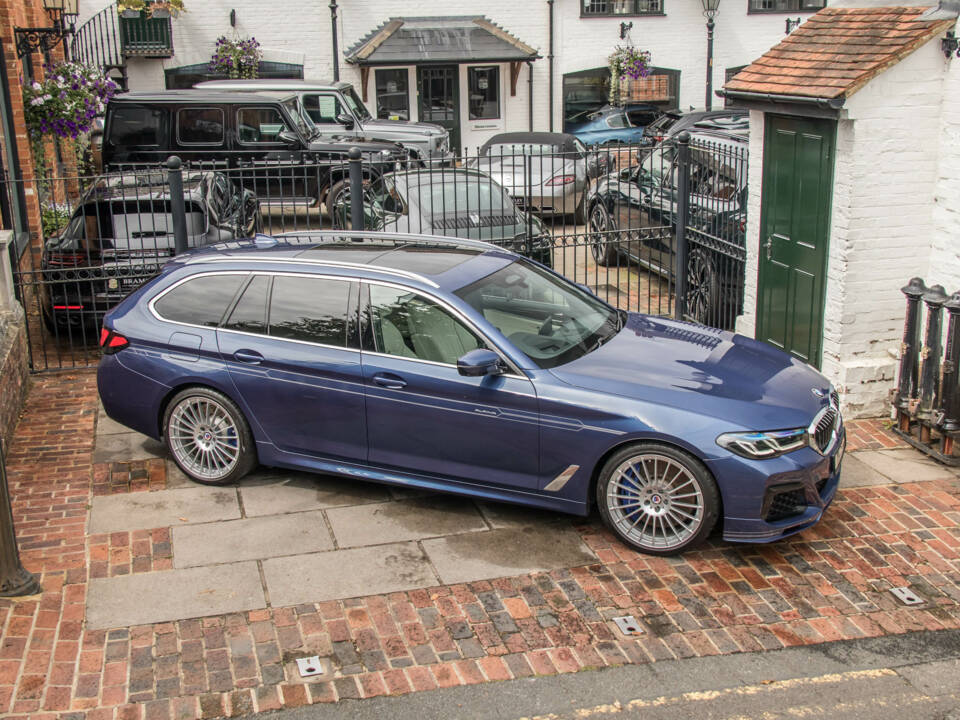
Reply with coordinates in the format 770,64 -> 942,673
686,252 -> 716,324
168,396 -> 240,481
605,453 -> 705,551
590,205 -> 610,261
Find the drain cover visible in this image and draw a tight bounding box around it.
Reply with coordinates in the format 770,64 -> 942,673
612,615 -> 644,636
296,656 -> 324,677
890,587 -> 923,606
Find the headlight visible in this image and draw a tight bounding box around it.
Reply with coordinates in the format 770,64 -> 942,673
716,428 -> 807,460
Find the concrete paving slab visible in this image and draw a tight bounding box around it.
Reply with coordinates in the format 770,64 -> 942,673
853,448 -> 957,483
96,403 -> 130,437
326,496 -> 488,548
89,486 -> 240,534
476,501 -> 570,529
86,562 -> 265,629
239,472 -> 391,516
262,542 -> 438,605
839,453 -> 895,488
422,526 -> 596,585
92,431 -> 167,464
164,459 -> 194,490
172,510 -> 334,568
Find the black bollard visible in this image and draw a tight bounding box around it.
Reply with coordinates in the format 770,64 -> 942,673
896,277 -> 927,410
941,292 -> 960,434
917,284 -> 948,425
348,147 -> 364,232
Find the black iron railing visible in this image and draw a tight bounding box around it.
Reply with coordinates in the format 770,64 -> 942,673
70,2 -> 124,79
118,10 -> 173,58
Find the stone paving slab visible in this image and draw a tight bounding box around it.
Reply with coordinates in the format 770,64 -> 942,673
262,542 -> 438,605
854,448 -> 958,483
422,525 -> 597,585
96,402 -> 131,436
86,561 -> 265,629
838,454 -> 895,488
325,496 -> 489,548
92,429 -> 167,464
476,501 -> 571,529
172,510 -> 334,568
89,485 -> 241,533
239,472 -> 392,516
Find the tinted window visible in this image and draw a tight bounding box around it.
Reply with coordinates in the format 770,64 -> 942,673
177,108 -> 224,145
237,107 -> 290,143
269,276 -> 350,346
303,94 -> 344,124
154,274 -> 245,327
224,275 -> 270,334
108,105 -> 164,147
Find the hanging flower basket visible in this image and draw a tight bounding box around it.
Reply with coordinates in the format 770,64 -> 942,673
607,45 -> 652,105
209,36 -> 262,79
22,62 -> 119,140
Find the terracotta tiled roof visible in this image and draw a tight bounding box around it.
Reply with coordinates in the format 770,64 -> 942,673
724,6 -> 955,101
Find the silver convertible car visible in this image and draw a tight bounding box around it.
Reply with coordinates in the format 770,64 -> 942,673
469,132 -> 612,222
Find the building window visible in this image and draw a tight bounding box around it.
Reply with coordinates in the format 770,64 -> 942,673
375,69 -> 410,121
747,0 -> 825,12
468,67 -> 500,120
581,0 -> 664,17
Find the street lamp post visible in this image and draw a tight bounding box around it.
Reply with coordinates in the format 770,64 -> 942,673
329,0 -> 340,82
701,0 -> 720,111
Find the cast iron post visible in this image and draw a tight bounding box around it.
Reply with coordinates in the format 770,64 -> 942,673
167,156 -> 188,256
918,284 -> 948,421
705,15 -> 715,111
0,442 -> 40,597
896,277 -> 927,410
674,132 -> 691,322
348,147 -> 363,231
330,0 -> 340,82
941,292 -> 960,432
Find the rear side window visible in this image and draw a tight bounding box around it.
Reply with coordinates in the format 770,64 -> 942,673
268,276 -> 350,346
237,107 -> 290,144
177,108 -> 224,145
153,274 -> 245,327
224,275 -> 270,334
108,105 -> 164,147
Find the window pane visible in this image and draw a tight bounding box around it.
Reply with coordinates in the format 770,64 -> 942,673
748,0 -> 824,10
154,274 -> 245,327
224,275 -> 269,334
369,284 -> 483,365
468,67 -> 500,120
237,107 -> 289,143
108,105 -> 163,147
177,108 -> 224,145
269,276 -> 350,346
303,94 -> 344,124
375,69 -> 409,121
582,0 -> 663,15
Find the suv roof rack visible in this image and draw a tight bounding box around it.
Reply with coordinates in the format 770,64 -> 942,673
275,229 -> 501,253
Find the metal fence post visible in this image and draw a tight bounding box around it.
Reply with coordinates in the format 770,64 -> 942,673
941,292 -> 960,434
525,154 -> 534,257
896,277 -> 927,412
348,147 -> 363,232
674,131 -> 691,322
166,156 -> 188,255
0,442 -> 40,597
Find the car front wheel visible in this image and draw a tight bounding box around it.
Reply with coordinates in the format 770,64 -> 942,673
596,443 -> 719,556
588,203 -> 620,267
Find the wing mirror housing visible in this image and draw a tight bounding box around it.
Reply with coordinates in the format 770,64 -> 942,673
336,113 -> 356,129
457,348 -> 505,377
277,129 -> 301,148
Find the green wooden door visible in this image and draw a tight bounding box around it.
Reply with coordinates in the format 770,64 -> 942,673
757,115 -> 836,368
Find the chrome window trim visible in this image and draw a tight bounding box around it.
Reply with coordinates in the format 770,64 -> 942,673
186,256 -> 440,289
175,107 -> 225,147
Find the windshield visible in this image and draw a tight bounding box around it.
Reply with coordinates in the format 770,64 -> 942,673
455,260 -> 622,369
639,145 -> 676,186
342,86 -> 372,121
282,98 -> 313,138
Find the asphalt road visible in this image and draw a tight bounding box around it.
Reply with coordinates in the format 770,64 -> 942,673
256,629 -> 960,720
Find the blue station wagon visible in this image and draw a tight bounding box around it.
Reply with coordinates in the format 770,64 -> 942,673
97,231 -> 845,555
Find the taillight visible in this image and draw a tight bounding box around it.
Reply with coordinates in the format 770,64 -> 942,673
546,175 -> 576,186
46,251 -> 88,267
99,327 -> 129,354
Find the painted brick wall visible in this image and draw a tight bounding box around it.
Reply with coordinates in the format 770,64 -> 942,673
929,47 -> 960,292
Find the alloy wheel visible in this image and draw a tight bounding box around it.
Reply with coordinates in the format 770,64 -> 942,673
167,396 -> 241,482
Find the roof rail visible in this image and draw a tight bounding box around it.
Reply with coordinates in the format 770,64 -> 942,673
274,229 -> 502,253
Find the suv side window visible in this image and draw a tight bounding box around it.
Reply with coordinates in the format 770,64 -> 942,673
367,284 -> 484,365
302,94 -> 345,125
237,107 -> 291,144
153,273 -> 246,327
268,276 -> 351,346
107,105 -> 164,147
177,107 -> 224,145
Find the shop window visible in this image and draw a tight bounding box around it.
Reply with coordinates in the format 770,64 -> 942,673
375,69 -> 410,121
468,67 -> 500,121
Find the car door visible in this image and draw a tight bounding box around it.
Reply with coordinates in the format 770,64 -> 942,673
216,272 -> 367,462
233,105 -> 311,202
360,281 -> 541,490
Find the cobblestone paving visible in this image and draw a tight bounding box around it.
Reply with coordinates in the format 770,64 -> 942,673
1,373 -> 958,720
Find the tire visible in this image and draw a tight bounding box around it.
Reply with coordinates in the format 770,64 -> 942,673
573,193 -> 587,225
325,179 -> 349,222
588,202 -> 620,267
686,248 -> 721,326
163,387 -> 257,486
596,443 -> 720,556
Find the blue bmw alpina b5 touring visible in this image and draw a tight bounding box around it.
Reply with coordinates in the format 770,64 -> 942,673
97,231 -> 845,556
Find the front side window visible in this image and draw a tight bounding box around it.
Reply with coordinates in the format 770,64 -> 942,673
582,0 -> 664,16
748,0 -> 824,11
468,67 -> 500,121
341,85 -> 373,121
375,69 -> 410,121
303,94 -> 345,125
153,274 -> 246,327
236,107 -> 291,144
177,108 -> 224,145
108,105 -> 164,147
269,276 -> 351,346
368,284 -> 485,365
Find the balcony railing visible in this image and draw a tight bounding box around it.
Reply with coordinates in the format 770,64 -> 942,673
119,10 -> 173,57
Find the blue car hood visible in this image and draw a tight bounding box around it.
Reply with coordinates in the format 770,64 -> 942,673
549,313 -> 831,431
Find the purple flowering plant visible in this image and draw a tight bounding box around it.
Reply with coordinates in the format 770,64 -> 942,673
209,36 -> 262,79
22,62 -> 118,140
607,46 -> 652,104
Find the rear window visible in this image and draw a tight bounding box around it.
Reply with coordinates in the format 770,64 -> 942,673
108,105 -> 164,147
177,108 -> 224,145
153,274 -> 245,327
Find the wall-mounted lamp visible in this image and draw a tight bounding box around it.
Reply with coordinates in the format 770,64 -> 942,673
785,17 -> 802,34
619,22 -> 633,40
13,0 -> 79,59
943,30 -> 959,58
230,9 -> 237,27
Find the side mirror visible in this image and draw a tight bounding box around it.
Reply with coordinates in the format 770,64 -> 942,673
576,282 -> 596,296
277,129 -> 301,148
336,113 -> 356,129
457,348 -> 504,377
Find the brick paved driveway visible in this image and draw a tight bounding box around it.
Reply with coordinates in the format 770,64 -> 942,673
1,372 -> 959,719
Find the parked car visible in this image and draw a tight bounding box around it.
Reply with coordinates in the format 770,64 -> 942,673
641,108 -> 748,146
567,105 -> 654,146
587,129 -> 748,328
332,168 -> 554,266
41,169 -> 261,333
97,231 -> 845,556
467,132 -> 613,222
101,90 -> 408,219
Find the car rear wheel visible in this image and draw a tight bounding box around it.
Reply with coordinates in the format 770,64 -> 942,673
325,179 -> 349,222
686,248 -> 721,326
596,443 -> 719,556
588,203 -> 620,267
164,387 -> 256,486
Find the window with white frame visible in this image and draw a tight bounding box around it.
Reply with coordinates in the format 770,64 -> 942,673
581,0 -> 663,17
748,0 -> 825,12
375,69 -> 410,121
468,67 -> 500,121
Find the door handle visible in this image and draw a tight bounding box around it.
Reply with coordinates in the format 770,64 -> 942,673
372,372 -> 407,389
764,236 -> 773,260
233,349 -> 264,365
